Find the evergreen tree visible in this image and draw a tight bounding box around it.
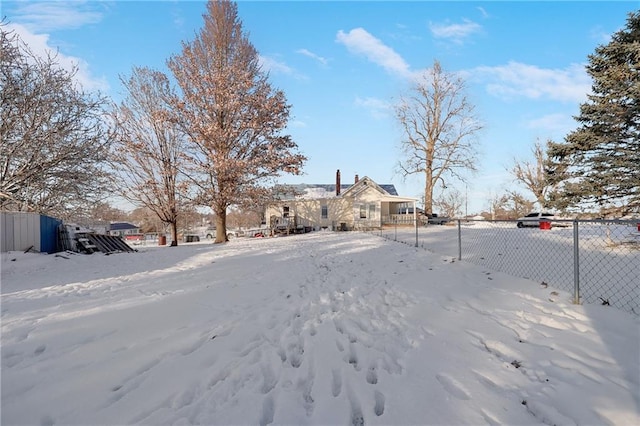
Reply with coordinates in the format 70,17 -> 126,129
546,12 -> 640,215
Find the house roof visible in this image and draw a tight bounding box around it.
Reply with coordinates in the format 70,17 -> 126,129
275,182 -> 398,200
109,222 -> 139,231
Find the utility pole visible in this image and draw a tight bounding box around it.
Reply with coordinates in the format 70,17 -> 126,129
465,183 -> 468,218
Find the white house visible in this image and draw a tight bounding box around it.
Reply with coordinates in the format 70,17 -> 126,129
265,170 -> 418,232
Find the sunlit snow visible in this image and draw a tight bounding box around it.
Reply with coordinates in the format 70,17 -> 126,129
1,231 -> 638,425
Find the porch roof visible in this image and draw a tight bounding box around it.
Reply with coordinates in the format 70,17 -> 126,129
376,195 -> 419,203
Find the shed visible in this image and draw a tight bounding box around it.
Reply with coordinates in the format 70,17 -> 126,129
1,212 -> 62,254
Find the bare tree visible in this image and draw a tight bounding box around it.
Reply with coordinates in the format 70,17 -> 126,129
129,207 -> 163,234
167,0 -> 306,243
395,60 -> 481,216
486,193 -> 511,220
484,191 -> 534,220
0,24 -> 111,218
434,189 -> 463,218
87,201 -> 129,224
227,206 -> 263,230
509,139 -> 558,209
111,67 -> 188,246
506,190 -> 535,218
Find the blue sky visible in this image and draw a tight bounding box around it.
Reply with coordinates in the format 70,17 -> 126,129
3,1 -> 637,214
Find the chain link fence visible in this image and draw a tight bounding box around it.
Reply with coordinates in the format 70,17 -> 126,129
371,219 -> 639,315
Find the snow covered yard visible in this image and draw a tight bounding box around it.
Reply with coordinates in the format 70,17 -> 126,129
380,221 -> 640,314
1,231 -> 639,425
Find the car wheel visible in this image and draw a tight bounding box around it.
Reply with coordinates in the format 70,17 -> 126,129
517,222 -> 523,228
206,233 -> 213,239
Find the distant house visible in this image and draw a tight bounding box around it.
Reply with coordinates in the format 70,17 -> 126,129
108,222 -> 140,237
265,170 -> 418,231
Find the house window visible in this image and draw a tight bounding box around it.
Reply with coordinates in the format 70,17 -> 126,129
397,203 -> 413,214
360,205 -> 367,219
321,205 -> 328,219
369,204 -> 376,219
283,206 -> 290,218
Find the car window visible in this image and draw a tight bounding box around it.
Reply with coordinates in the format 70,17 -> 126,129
526,213 -> 538,217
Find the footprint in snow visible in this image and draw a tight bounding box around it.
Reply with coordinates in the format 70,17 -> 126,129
366,363 -> 378,385
331,369 -> 342,397
374,390 -> 385,416
347,344 -> 360,371
259,394 -> 275,426
348,393 -> 365,426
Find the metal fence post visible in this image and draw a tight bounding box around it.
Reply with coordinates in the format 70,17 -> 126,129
573,219 -> 580,305
457,219 -> 462,260
394,217 -> 397,241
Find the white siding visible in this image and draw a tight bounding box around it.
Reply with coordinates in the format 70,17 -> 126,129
1,212 -> 41,252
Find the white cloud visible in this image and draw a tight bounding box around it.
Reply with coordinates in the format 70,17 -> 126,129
5,0 -> 106,32
474,61 -> 591,103
429,19 -> 482,44
296,49 -> 328,66
526,113 -> 576,138
6,23 -> 110,92
259,55 -> 294,75
336,28 -> 411,78
288,119 -> 307,128
589,24 -> 614,45
476,7 -> 490,19
258,55 -> 308,81
354,96 -> 392,119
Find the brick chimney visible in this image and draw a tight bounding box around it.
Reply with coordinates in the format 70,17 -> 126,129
355,174 -> 359,184
336,169 -> 341,196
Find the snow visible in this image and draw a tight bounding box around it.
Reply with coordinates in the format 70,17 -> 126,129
299,187 -> 336,199
1,231 -> 639,425
378,221 -> 640,314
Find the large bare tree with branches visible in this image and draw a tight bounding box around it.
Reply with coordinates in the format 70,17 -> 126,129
111,67 -> 188,246
167,0 -> 306,243
395,60 -> 481,215
0,24 -> 111,218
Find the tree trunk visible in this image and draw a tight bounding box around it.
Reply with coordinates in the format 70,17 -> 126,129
170,220 -> 178,246
424,170 -> 434,215
215,206 -> 228,243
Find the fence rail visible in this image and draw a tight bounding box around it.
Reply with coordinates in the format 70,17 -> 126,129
370,219 -> 639,315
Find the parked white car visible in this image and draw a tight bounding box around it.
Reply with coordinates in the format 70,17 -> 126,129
516,212 -> 556,228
